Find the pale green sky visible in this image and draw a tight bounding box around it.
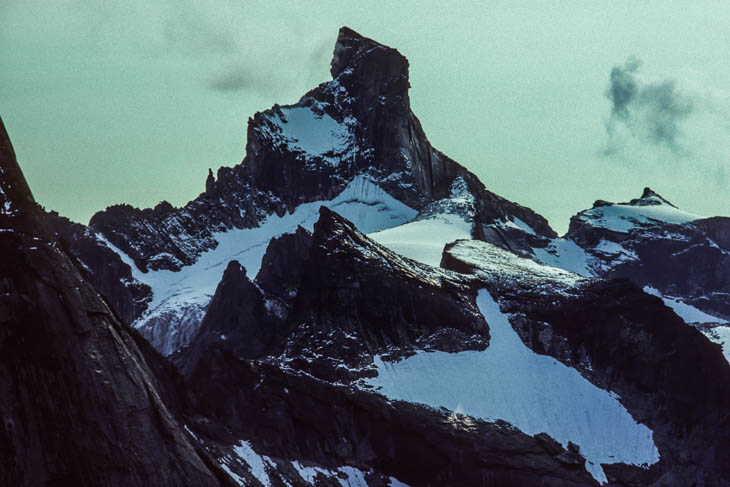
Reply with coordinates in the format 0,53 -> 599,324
1,1 -> 729,233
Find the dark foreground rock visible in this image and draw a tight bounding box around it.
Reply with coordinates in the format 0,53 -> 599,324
0,116 -> 234,487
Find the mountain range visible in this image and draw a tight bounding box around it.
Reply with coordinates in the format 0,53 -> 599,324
2,27 -> 729,487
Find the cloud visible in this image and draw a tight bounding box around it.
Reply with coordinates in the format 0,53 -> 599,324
604,57 -> 695,154
207,35 -> 333,95
209,70 -> 253,93
2,0 -> 334,98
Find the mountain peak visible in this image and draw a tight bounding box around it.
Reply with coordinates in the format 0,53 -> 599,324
633,187 -> 676,208
330,26 -> 409,85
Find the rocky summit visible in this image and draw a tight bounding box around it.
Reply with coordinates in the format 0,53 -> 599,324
3,27 -> 730,487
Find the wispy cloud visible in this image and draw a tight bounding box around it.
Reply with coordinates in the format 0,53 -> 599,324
2,0 -> 334,97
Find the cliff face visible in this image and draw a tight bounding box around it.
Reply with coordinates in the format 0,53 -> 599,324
0,116 -> 232,487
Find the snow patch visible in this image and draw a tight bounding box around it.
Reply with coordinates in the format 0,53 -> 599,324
593,239 -> 639,268
365,289 -> 660,484
643,286 -> 728,324
292,462 -> 376,487
702,326 -> 730,364
232,441 -> 272,487
263,106 -> 356,165
389,478 -> 411,487
501,216 -> 536,235
219,440 -> 274,487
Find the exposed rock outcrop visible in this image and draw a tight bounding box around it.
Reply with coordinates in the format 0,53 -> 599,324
0,116 -> 234,487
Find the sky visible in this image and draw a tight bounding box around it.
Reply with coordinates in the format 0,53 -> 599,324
1,1 -> 729,234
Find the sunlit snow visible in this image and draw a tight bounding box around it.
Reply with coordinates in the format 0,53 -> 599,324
365,289 -> 659,483
369,214 -> 472,267
369,176 -> 474,267
447,239 -> 585,290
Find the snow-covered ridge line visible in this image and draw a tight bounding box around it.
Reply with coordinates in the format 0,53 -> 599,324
97,176 -> 418,355
364,289 -> 660,484
579,201 -> 703,233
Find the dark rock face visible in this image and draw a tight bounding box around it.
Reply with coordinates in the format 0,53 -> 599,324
0,117 -> 233,487
255,225 -> 313,308
176,260 -> 279,376
566,188 -> 730,319
45,211 -> 152,324
442,239 -> 730,486
288,207 -> 489,356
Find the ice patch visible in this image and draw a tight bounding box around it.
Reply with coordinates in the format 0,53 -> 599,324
365,289 -> 660,483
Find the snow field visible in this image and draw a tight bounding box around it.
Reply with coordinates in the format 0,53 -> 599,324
365,290 -> 660,484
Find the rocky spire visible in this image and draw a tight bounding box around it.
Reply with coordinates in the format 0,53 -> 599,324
330,26 -> 410,102
205,168 -> 216,194
633,186 -> 676,207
